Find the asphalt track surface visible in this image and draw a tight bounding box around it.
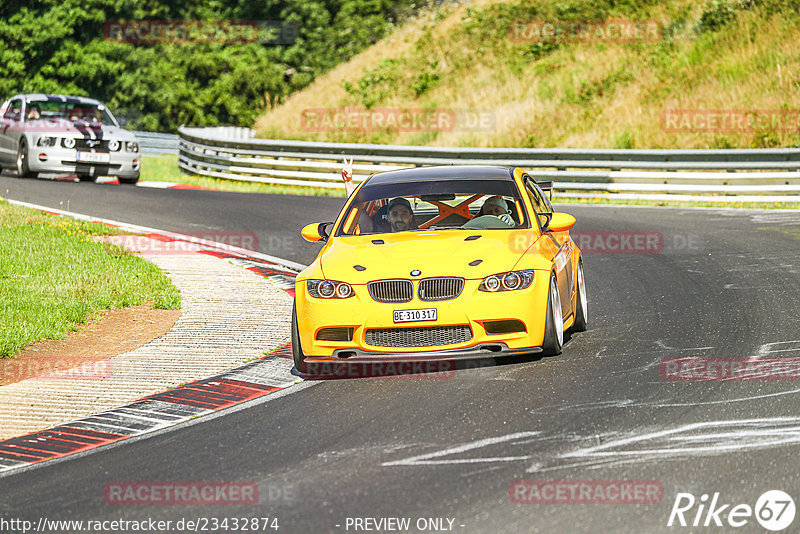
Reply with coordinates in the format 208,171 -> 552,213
3,174 -> 800,533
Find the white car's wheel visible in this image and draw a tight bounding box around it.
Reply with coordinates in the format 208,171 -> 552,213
572,261 -> 588,332
541,273 -> 563,356
16,140 -> 37,179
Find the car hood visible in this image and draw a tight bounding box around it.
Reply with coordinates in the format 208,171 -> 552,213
24,119 -> 137,140
320,230 -> 539,283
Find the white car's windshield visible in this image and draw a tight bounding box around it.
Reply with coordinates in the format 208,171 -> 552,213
25,100 -> 116,126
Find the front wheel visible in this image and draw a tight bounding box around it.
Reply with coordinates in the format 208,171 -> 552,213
16,140 -> 37,178
571,260 -> 588,332
541,273 -> 563,356
291,303 -> 307,373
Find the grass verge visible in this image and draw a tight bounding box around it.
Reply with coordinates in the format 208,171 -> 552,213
0,200 -> 181,358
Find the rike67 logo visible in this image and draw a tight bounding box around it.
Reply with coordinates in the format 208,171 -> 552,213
668,490 -> 795,531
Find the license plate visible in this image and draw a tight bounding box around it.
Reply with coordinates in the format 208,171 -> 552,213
76,151 -> 109,163
393,308 -> 437,323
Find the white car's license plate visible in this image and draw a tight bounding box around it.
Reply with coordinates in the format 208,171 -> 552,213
76,151 -> 110,163
393,308 -> 437,323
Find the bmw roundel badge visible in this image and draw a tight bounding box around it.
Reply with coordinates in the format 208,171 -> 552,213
410,269 -> 421,276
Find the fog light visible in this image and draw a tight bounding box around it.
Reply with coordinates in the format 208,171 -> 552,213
483,319 -> 526,335
316,327 -> 354,342
38,153 -> 48,161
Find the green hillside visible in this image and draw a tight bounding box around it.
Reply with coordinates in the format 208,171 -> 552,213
254,0 -> 800,149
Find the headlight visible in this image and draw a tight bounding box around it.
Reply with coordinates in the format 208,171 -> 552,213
108,139 -> 120,151
479,270 -> 536,292
126,141 -> 139,152
307,279 -> 354,299
37,136 -> 58,147
63,138 -> 76,149
336,283 -> 352,298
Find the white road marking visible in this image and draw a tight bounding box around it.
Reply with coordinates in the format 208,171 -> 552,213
382,431 -> 540,466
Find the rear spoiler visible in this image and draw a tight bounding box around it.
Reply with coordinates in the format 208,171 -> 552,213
537,180 -> 554,201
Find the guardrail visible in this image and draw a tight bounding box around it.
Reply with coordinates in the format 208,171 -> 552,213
131,131 -> 179,156
177,126 -> 800,200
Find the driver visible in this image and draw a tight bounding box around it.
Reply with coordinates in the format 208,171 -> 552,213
480,196 -> 515,227
387,197 -> 417,232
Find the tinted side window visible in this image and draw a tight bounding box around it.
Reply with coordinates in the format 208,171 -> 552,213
524,177 -> 552,228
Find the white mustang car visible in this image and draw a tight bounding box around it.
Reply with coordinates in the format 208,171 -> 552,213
0,94 -> 141,183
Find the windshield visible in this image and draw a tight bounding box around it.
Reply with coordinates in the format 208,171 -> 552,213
25,99 -> 117,126
336,178 -> 530,236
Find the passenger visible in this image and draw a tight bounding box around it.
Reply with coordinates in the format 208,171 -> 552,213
26,104 -> 41,121
386,197 -> 417,232
480,195 -> 515,227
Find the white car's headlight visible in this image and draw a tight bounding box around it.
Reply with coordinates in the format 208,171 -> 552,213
37,136 -> 58,147
126,141 -> 139,152
479,270 -> 536,292
307,280 -> 354,299
108,139 -> 120,151
63,138 -> 76,149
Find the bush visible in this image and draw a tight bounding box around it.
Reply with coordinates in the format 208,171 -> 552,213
0,0 -> 421,131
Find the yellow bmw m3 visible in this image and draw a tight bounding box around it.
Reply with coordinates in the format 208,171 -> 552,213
293,165 -> 587,376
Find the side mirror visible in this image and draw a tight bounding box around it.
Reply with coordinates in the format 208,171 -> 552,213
544,212 -> 576,233
118,117 -> 127,127
301,222 -> 333,243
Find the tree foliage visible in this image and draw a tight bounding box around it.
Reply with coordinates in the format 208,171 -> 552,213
0,0 -> 418,130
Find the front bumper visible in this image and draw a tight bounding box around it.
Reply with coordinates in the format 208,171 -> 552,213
29,147 -> 141,178
328,343 -> 542,360
295,273 -> 551,359
298,343 -> 543,379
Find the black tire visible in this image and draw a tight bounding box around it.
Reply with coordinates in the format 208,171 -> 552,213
16,140 -> 37,178
571,260 -> 588,332
541,273 -> 563,356
291,303 -> 307,373
77,173 -> 95,182
119,176 -> 139,185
